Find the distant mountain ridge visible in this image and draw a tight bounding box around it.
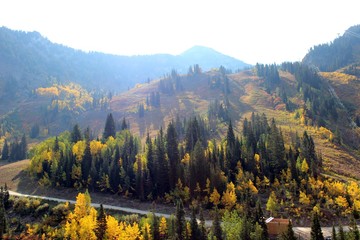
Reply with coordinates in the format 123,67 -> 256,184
0,27 -> 250,93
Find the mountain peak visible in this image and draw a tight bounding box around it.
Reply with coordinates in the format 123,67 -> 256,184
180,45 -> 250,70
180,45 -> 219,55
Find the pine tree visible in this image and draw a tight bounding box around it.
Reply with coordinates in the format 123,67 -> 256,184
103,113 -> 116,140
166,121 -> 180,190
81,141 -> 92,184
190,206 -> 200,240
338,224 -> 345,240
199,207 -> 207,240
254,200 -> 269,240
53,136 -> 60,152
0,194 -> 7,239
19,134 -> 27,160
156,128 -> 170,196
121,117 -> 128,130
96,204 -> 107,240
349,214 -> 360,240
280,220 -> 296,240
3,184 -> 9,209
310,212 -> 324,240
1,139 -> 9,161
150,212 -> 160,240
331,224 -> 337,240
71,124 -> 83,143
174,200 -> 186,240
226,120 -> 238,182
212,207 -> 223,240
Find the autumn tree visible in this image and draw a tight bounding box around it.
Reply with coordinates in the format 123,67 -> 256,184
266,191 -> 278,216
159,216 -> 168,239
64,191 -> 97,240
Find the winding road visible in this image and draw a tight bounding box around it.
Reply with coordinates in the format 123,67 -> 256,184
9,190 -> 357,239
8,190 -> 212,226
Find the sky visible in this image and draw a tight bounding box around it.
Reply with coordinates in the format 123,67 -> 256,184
0,0 -> 359,64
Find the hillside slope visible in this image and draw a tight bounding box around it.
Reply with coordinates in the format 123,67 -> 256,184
73,66 -> 360,179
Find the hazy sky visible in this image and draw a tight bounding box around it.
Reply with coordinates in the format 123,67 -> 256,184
0,0 -> 358,64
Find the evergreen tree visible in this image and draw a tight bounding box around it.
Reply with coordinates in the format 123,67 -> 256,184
19,134 -> 27,160
199,207 -> 207,240
71,124 -> 82,143
175,199 -> 186,240
212,207 -> 223,240
349,214 -> 360,240
338,224 -> 345,240
96,204 -> 107,240
121,117 -> 128,130
3,184 -> 9,209
150,212 -> 160,240
103,113 -> 116,140
254,200 -> 269,240
81,141 -> 92,184
226,120 -> 238,182
156,128 -> 170,196
53,136 -> 60,152
0,193 -> 7,239
1,139 -> 9,161
332,224 -> 337,240
190,206 -> 200,240
280,220 -> 296,240
190,141 -> 209,192
310,212 -> 324,240
166,121 -> 180,190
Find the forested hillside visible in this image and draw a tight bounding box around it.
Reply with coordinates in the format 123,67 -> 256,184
303,25 -> 360,72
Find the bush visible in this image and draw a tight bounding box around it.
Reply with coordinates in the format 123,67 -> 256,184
35,203 -> 50,217
13,197 -> 42,215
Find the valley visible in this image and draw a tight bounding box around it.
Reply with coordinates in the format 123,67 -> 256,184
1,25 -> 360,239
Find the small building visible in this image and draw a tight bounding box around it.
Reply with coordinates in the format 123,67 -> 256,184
266,217 -> 290,237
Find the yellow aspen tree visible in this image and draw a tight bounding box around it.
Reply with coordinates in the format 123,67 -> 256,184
221,182 -> 237,210
105,215 -> 119,240
186,221 -> 192,239
263,176 -> 270,188
266,191 -> 278,216
142,222 -> 152,240
159,216 -> 168,239
64,192 -> 97,240
335,196 -> 349,209
347,181 -> 360,201
124,222 -> 142,240
247,179 -> 258,194
301,159 -> 309,173
210,188 -> 221,207
299,191 -> 311,205
72,140 -> 86,161
78,209 -> 97,240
